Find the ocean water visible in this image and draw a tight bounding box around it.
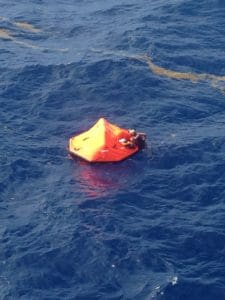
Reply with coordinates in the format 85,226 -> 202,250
1,0 -> 225,299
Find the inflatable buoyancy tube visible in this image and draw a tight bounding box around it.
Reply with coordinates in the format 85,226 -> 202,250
68,118 -> 140,162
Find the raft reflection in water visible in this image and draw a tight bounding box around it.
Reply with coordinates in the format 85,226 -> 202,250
73,161 -> 136,199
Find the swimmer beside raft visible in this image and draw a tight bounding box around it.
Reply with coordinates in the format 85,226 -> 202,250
68,118 -> 147,163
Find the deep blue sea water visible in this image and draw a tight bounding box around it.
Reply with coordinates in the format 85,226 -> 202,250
1,1 -> 225,299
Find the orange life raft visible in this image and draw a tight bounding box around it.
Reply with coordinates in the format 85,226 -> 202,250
68,118 -> 141,162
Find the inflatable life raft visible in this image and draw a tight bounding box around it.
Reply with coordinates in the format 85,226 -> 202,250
68,118 -> 143,162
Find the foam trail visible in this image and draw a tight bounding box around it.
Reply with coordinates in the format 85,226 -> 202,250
0,16 -> 41,33
0,28 -> 68,52
0,28 -> 43,49
91,48 -> 225,93
0,29 -> 11,39
14,21 -> 41,33
140,55 -> 225,93
0,17 -> 69,52
140,55 -> 225,82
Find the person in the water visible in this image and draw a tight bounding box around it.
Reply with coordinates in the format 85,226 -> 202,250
119,129 -> 146,148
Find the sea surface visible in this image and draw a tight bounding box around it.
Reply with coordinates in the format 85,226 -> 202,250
1,1 -> 225,299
